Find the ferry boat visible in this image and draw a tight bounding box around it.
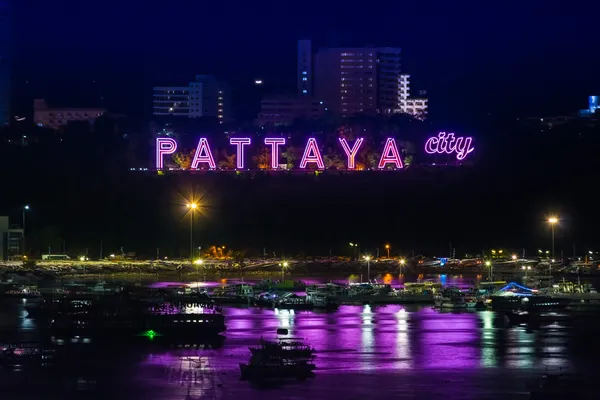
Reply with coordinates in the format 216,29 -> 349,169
49,301 -> 226,337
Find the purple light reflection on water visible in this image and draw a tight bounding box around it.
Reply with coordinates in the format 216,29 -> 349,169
418,311 -> 479,369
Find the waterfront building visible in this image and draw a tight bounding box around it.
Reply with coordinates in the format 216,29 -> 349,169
153,75 -> 232,123
33,99 -> 106,130
0,216 -> 23,260
0,0 -> 10,126
257,95 -> 326,126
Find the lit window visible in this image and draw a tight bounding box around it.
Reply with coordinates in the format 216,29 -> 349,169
302,77 -> 307,81
302,71 -> 307,75
302,89 -> 307,94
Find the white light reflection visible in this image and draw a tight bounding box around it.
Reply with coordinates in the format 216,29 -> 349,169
480,311 -> 496,368
274,308 -> 295,329
361,305 -> 374,363
506,328 -> 535,369
395,308 -> 412,369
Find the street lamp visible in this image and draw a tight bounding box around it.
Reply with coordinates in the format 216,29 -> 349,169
186,202 -> 199,263
279,261 -> 289,281
548,216 -> 558,277
385,244 -> 390,259
399,258 -> 406,273
363,256 -> 371,281
485,260 -> 492,281
22,205 -> 30,256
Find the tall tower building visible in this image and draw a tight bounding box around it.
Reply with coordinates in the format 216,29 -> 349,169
297,40 -> 312,96
0,1 -> 10,126
315,47 -> 401,117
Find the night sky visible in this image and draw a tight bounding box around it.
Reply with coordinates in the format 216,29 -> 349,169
12,0 -> 600,122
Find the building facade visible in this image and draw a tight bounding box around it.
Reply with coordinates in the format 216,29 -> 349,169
153,75 -> 232,123
257,95 -> 325,126
314,46 -> 427,118
0,1 -> 10,126
34,99 -> 106,130
297,40 -> 312,97
396,74 -> 428,118
0,216 -> 23,260
315,47 -> 401,117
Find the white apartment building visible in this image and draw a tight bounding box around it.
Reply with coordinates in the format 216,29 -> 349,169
396,74 -> 428,119
153,75 -> 231,123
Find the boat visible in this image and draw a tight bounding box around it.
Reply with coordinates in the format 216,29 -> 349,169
1,284 -> 41,298
48,301 -> 226,338
490,282 -> 570,311
240,339 -> 316,382
210,284 -> 253,304
434,287 -> 477,309
249,339 -> 315,359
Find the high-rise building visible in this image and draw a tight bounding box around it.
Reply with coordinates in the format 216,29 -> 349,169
315,47 -> 401,117
297,40 -> 312,97
0,1 -> 11,126
314,46 -> 427,118
153,75 -> 232,123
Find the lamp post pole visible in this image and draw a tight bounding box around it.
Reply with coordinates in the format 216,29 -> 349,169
22,205 -> 30,256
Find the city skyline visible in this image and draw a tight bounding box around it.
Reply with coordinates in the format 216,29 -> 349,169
6,0 -> 600,123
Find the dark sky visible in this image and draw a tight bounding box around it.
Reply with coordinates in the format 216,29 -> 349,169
12,0 -> 600,121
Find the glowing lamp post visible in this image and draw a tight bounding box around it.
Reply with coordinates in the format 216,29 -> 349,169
548,216 -> 558,277
363,256 -> 371,282
187,202 -> 199,263
399,258 -> 406,274
279,261 -> 289,282
385,244 -> 390,259
22,205 -> 30,256
485,260 -> 492,281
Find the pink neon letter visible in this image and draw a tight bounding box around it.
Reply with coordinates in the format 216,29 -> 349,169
378,138 -> 403,169
425,132 -> 474,161
299,138 -> 324,169
156,138 -> 178,169
191,138 -> 216,169
230,137 -> 251,169
339,138 -> 364,169
264,138 -> 286,169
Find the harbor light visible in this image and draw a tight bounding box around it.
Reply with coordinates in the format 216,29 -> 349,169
485,261 -> 491,267
511,254 -> 517,260
79,256 -> 85,262
399,259 -> 406,265
194,259 -> 204,265
548,217 -> 558,224
282,261 -> 289,267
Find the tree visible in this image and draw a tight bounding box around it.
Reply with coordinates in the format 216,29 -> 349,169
282,146 -> 301,169
173,150 -> 194,170
253,147 -> 271,169
217,149 -> 236,169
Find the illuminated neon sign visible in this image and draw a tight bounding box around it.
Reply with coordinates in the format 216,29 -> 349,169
264,138 -> 286,169
299,138 -> 325,169
339,138 -> 363,169
155,132 -> 474,170
378,138 -> 403,169
191,138 -> 216,169
230,137 -> 251,169
424,132 -> 474,161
